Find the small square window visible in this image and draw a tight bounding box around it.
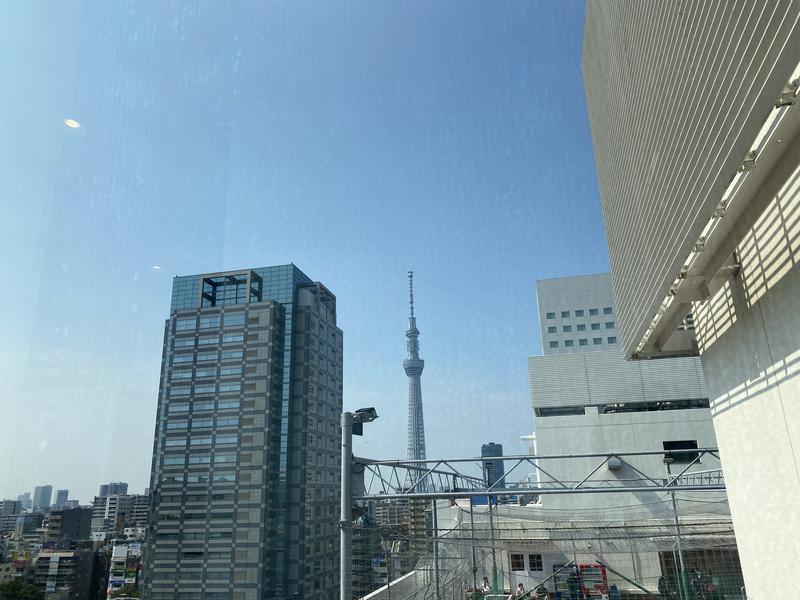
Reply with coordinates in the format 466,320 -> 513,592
549,341 -> 559,349
593,337 -> 602,345
546,312 -> 556,320
577,324 -> 586,332
591,323 -> 600,330
605,321 -> 615,329
547,326 -> 557,334
528,554 -> 543,572
562,325 -> 572,333
574,310 -> 584,317
603,307 -> 613,315
578,338 -> 588,346
589,308 -> 599,316
510,554 -> 525,572
564,340 -> 574,347
560,310 -> 570,318
607,336 -> 617,344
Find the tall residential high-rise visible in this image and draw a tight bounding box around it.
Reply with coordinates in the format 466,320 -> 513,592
98,482 -> 128,497
143,265 -> 342,600
480,443 -> 505,489
54,489 -> 69,508
32,485 -> 52,511
404,271 -> 426,462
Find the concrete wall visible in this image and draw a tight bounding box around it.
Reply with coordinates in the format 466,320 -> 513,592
529,350 -> 707,411
534,408 -> 722,513
693,170 -> 800,598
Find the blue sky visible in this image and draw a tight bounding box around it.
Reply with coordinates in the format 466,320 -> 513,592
0,1 -> 609,502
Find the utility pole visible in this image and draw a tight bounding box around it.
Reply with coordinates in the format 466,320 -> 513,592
469,497 -> 478,592
666,458 -> 688,600
485,465 -> 498,591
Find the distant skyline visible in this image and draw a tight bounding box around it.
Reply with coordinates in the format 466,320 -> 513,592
0,1 -> 608,502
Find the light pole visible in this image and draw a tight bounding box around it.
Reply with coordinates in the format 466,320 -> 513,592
340,408 -> 379,600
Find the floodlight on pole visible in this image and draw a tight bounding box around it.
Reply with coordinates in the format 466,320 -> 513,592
340,408 -> 379,600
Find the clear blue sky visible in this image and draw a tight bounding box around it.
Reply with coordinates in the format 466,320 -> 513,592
0,1 -> 608,502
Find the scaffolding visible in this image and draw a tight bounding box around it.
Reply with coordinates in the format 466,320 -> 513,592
349,450 -> 743,600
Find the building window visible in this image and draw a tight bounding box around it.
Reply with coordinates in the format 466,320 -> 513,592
172,354 -> 194,364
605,321 -> 615,329
198,336 -> 218,346
190,437 -> 212,446
549,341 -> 559,349
510,554 -> 525,572
564,340 -> 574,347
603,307 -> 613,315
592,337 -> 602,345
199,316 -> 220,329
562,325 -> 572,333
577,324 -> 586,331
547,326 -> 557,334
176,318 -> 196,332
560,310 -> 570,318
222,334 -> 244,344
223,314 -> 246,327
214,454 -> 237,464
607,336 -> 617,344
589,308 -> 598,316
591,323 -> 600,330
528,554 -> 543,571
663,440 -> 699,463
167,421 -> 188,430
578,338 -> 588,346
546,312 -> 555,320
574,309 -> 584,317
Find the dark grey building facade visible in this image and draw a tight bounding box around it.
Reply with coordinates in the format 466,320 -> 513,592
480,442 -> 505,489
143,265 -> 343,600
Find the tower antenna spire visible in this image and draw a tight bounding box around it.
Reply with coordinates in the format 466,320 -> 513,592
408,271 -> 415,319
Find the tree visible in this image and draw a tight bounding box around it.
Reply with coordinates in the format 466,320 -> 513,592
0,580 -> 44,600
108,583 -> 139,598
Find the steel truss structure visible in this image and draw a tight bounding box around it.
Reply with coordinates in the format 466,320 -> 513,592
355,448 -> 724,500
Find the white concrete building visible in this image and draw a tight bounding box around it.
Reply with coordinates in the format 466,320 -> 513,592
528,274 -> 734,590
583,2 -> 800,595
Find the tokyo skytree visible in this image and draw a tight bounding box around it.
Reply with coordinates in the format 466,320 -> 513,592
404,271 -> 427,462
